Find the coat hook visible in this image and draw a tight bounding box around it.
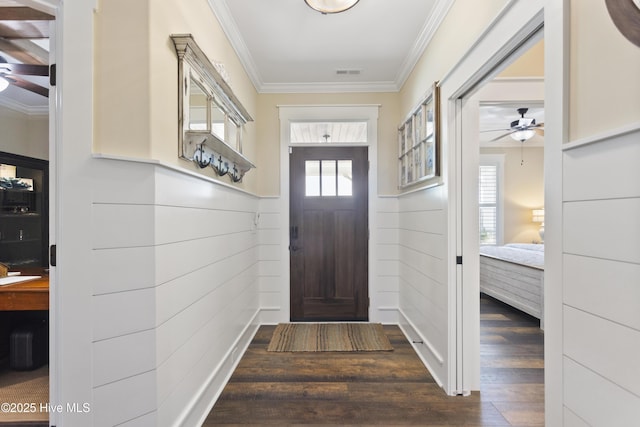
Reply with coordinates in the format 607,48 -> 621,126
230,164 -> 242,182
214,155 -> 229,176
194,142 -> 211,168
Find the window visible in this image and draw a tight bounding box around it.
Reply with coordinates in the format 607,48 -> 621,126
305,160 -> 353,197
479,155 -> 504,245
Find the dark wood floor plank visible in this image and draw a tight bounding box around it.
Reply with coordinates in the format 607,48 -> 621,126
204,294 -> 544,425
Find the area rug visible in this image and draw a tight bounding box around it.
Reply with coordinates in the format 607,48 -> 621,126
267,323 -> 393,352
0,364 -> 49,423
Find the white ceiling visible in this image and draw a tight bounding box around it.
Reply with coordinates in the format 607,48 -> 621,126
209,0 -> 453,93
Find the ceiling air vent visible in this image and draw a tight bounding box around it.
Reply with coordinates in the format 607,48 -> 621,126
336,69 -> 361,76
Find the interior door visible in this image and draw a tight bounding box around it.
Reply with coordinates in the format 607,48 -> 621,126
290,146 -> 368,321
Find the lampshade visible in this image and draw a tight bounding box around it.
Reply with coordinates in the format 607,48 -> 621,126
305,0 -> 360,14
532,209 -> 544,223
510,129 -> 536,142
0,76 -> 9,92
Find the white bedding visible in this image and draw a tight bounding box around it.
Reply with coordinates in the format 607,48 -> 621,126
479,243 -> 544,269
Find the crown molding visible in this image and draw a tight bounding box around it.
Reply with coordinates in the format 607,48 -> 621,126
395,0 -> 455,88
209,0 -> 453,94
0,97 -> 48,116
260,80 -> 399,94
208,0 -> 264,92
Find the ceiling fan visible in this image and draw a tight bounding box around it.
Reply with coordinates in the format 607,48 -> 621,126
483,107 -> 544,142
0,56 -> 49,98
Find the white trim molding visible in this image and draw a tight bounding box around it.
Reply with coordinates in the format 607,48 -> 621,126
562,121 -> 640,152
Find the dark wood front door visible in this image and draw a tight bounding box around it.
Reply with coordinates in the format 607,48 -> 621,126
290,146 -> 368,321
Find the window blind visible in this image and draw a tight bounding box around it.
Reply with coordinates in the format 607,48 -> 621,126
479,164 -> 498,245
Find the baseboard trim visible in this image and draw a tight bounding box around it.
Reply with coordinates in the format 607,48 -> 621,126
178,309 -> 261,427
397,308 -> 445,389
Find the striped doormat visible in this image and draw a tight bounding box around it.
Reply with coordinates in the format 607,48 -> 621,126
267,323 -> 393,352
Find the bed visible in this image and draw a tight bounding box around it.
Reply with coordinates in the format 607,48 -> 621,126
479,243 -> 544,328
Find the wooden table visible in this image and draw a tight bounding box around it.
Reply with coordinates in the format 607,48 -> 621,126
0,269 -> 49,311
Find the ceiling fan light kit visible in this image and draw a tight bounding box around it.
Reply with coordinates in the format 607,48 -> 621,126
0,75 -> 9,92
305,0 -> 360,14
510,128 -> 536,142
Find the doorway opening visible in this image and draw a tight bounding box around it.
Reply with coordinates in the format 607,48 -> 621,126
459,31 -> 546,422
0,2 -> 55,425
278,105 -> 379,324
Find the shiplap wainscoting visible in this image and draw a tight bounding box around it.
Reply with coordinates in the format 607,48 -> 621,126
374,197 -> 400,324
91,158 -> 260,427
396,185 -> 448,387
257,197 -> 284,324
562,126 -> 640,425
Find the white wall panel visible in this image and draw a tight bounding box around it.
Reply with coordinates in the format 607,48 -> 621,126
92,246 -> 155,295
92,288 -> 156,341
562,127 -> 640,425
377,227 -> 399,245
397,185 -> 448,385
91,159 -> 260,426
564,357 -> 640,427
259,244 -> 280,260
376,211 -> 399,228
564,198 -> 640,264
91,204 -> 156,249
92,371 -> 156,427
563,129 -> 640,201
564,306 -> 640,396
564,254 -> 640,331
563,409 -> 590,427
376,259 -> 399,276
93,330 -> 155,387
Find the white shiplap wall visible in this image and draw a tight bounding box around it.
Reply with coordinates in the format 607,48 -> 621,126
257,197 -> 285,324
374,197 -> 400,323
562,126 -> 640,426
396,185 -> 448,386
91,158 -> 260,427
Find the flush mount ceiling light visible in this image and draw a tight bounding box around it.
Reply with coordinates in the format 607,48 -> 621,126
305,0 -> 360,14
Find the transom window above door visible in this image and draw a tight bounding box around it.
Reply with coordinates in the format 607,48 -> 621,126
291,121 -> 367,143
305,160 -> 353,197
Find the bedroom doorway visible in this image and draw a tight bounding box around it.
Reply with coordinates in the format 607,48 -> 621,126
459,31 -> 546,423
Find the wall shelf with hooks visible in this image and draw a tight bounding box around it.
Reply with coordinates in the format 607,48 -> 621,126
171,34 -> 255,182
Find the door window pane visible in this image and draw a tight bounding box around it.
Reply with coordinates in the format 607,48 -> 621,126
305,159 -> 353,197
337,160 -> 353,196
321,160 -> 336,196
305,161 -> 320,196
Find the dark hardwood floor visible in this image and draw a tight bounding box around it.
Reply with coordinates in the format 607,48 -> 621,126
204,294 -> 544,426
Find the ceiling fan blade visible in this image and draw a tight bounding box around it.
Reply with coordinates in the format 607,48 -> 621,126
4,74 -> 48,97
488,131 -> 514,142
0,62 -> 48,76
480,128 -> 511,133
536,128 -> 544,136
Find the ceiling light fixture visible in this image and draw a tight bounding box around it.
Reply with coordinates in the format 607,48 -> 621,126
510,129 -> 536,142
0,76 -> 9,92
305,0 -> 360,14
